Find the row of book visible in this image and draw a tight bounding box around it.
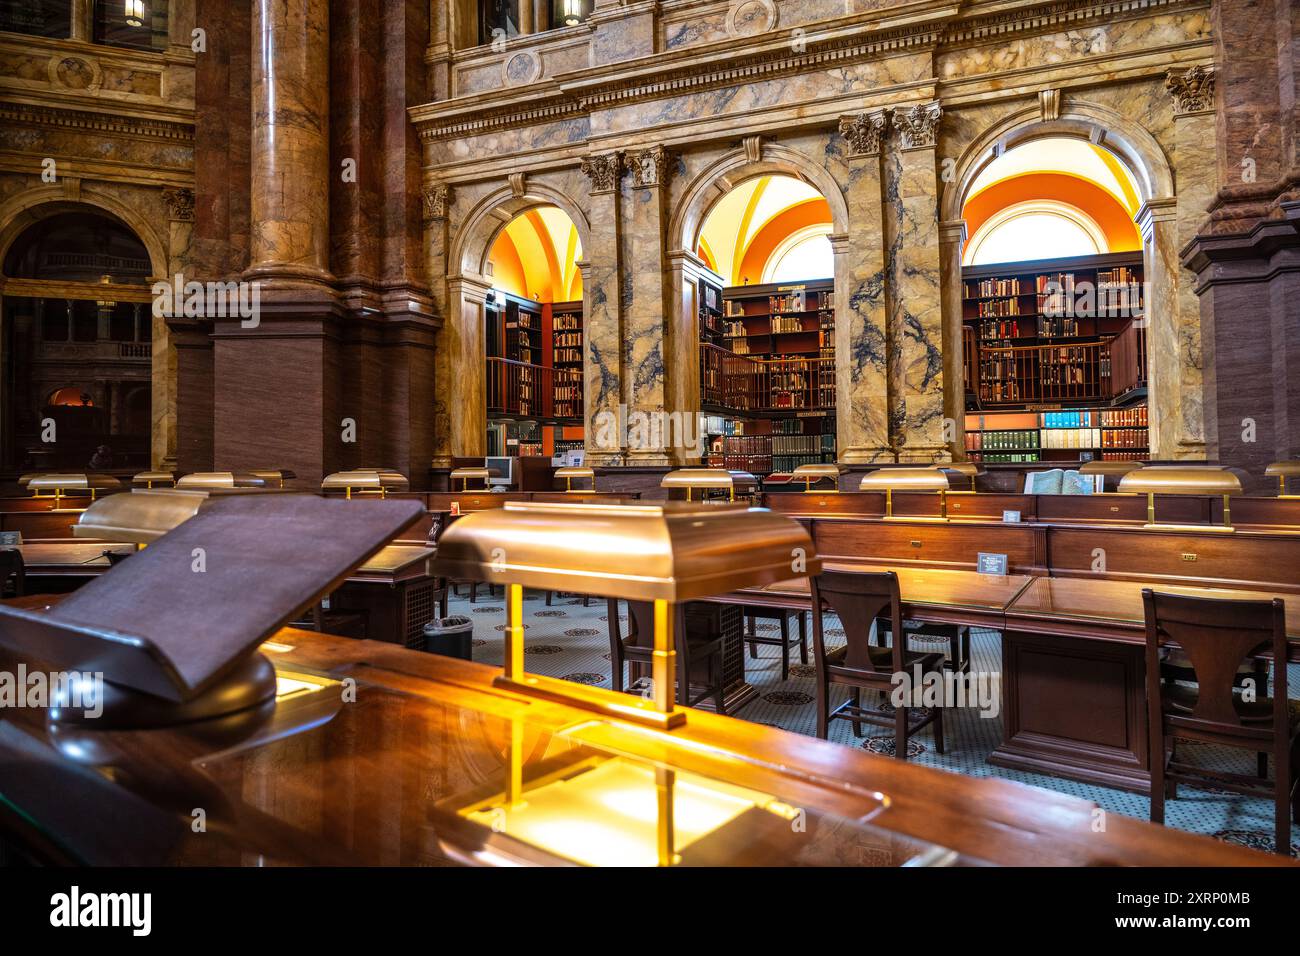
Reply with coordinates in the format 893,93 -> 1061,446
552,313 -> 581,331
553,348 -> 581,365
966,430 -> 1038,451
966,277 -> 1024,298
553,331 -> 581,348
977,298 -> 1022,318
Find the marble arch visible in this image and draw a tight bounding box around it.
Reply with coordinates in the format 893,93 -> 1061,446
938,100 -> 1192,459
441,181 -> 594,460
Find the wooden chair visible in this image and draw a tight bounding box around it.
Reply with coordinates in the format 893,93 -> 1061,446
741,606 -> 807,681
1143,589 -> 1298,856
606,599 -> 727,715
0,549 -> 24,599
810,569 -> 945,758
546,591 -> 592,607
878,618 -> 971,675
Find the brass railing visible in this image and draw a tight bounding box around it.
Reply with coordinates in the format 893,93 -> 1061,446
487,357 -> 582,419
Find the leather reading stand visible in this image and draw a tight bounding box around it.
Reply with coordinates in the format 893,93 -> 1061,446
0,494 -> 423,729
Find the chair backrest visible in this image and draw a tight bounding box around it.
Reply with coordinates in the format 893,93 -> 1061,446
1142,589 -> 1287,730
0,549 -> 24,598
809,569 -> 903,675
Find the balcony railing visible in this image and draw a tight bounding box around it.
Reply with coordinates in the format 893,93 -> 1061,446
700,344 -> 834,414
487,357 -> 582,420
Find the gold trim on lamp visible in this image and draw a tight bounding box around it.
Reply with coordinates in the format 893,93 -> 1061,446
26,473 -> 121,512
660,468 -> 757,502
1265,461 -> 1300,499
790,463 -> 845,493
555,466 -> 595,492
1117,466 -> 1243,532
132,470 -> 177,489
432,500 -> 821,729
321,469 -> 409,499
451,466 -> 495,491
858,468 -> 950,521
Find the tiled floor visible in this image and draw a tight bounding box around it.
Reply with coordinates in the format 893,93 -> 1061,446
447,588 -> 1300,857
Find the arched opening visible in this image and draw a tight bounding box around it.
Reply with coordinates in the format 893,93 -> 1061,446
0,209 -> 154,472
482,204 -> 585,466
692,173 -> 838,476
956,136 -> 1150,466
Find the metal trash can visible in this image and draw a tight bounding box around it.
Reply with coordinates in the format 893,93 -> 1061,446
422,615 -> 474,659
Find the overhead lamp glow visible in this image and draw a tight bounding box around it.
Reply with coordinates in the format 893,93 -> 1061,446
125,0 -> 146,28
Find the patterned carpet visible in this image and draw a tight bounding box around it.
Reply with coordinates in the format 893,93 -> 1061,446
447,587 -> 1300,858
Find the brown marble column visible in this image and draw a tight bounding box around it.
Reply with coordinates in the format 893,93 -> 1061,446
666,249 -> 705,465
938,219 -> 967,458
246,0 -> 332,286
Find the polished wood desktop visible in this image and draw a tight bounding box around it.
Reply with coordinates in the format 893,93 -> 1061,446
0,627 -> 1286,867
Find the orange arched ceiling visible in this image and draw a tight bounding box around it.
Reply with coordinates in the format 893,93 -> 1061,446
963,173 -> 1141,253
736,198 -> 832,284
487,206 -> 583,302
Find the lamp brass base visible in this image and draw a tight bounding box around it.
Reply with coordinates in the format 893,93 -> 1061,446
492,673 -> 687,729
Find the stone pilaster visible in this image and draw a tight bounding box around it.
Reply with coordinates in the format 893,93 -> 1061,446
886,102 -> 947,463
620,145 -> 672,465
836,110 -> 892,463
445,276 -> 491,460
157,187 -> 193,470
938,219 -> 967,458
1137,198 -> 1179,460
580,152 -> 625,465
425,182 -> 454,468
666,249 -> 707,465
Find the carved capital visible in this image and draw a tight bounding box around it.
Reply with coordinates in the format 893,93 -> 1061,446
624,145 -> 670,188
580,152 -> 621,194
891,101 -> 942,150
508,172 -> 526,198
1166,65 -> 1215,115
422,183 -> 449,222
162,187 -> 195,222
839,110 -> 888,157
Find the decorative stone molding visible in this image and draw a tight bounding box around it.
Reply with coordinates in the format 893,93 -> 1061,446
1165,65 -> 1215,115
839,111 -> 888,157
509,172 -> 527,198
0,102 -> 192,142
726,0 -> 778,39
624,146 -> 670,188
502,49 -> 542,86
421,183 -> 449,222
162,187 -> 195,222
1039,89 -> 1061,122
742,135 -> 763,164
891,102 -> 942,151
580,152 -> 622,194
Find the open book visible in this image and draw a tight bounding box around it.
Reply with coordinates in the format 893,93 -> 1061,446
1023,469 -> 1102,495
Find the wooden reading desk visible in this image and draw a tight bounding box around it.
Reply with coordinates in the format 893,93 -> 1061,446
716,564 -> 1300,794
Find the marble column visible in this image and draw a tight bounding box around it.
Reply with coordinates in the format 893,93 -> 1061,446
938,219 -> 967,458
620,146 -> 671,465
155,187 -> 192,470
1163,74 -> 1216,460
580,152 -> 625,465
445,276 -> 490,460
836,110 -> 892,464
886,102 -> 947,463
246,0 -> 331,285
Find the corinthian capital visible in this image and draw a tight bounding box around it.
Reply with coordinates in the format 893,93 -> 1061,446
1165,65 -> 1215,115
580,152 -> 621,194
839,110 -> 888,157
624,146 -> 670,189
891,101 -> 942,150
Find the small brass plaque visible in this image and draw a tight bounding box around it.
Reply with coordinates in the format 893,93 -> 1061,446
1181,553 -> 1198,562
910,540 -> 922,548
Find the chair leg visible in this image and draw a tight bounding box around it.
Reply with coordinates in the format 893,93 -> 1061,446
469,581 -> 477,603
1276,781 -> 1291,857
779,615 -> 790,681
746,614 -> 758,659
797,612 -> 808,664
815,680 -> 829,739
850,688 -> 864,738
583,595 -> 591,607
545,591 -> 552,606
894,706 -> 908,760
933,705 -> 945,755
713,658 -> 726,717
1150,746 -> 1166,825
1259,752 -> 1269,780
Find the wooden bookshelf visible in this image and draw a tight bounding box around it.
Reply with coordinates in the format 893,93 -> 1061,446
962,252 -> 1149,461
485,291 -> 584,427
698,277 -> 836,475
548,299 -> 582,421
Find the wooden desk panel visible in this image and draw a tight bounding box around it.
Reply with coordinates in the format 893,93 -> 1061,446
1046,524 -> 1300,591
809,517 -> 1047,575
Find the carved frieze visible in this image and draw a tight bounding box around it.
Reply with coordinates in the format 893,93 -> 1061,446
839,111 -> 888,157
1165,65 -> 1215,115
624,146 -> 670,189
891,102 -> 942,150
580,152 -> 622,194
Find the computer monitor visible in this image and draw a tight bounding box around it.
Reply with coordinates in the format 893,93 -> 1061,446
485,456 -> 513,487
